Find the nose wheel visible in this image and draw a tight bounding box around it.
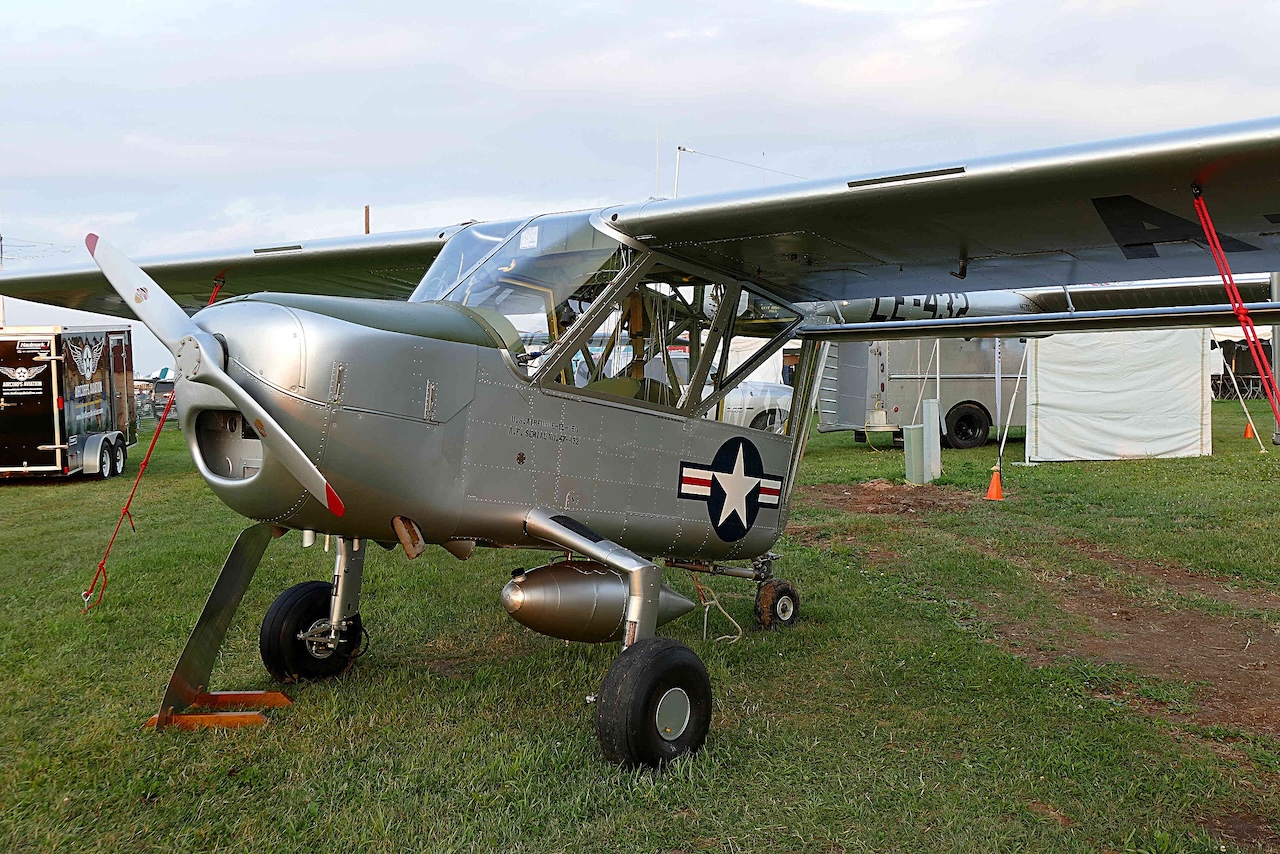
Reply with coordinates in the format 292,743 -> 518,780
595,637 -> 712,767
259,580 -> 363,682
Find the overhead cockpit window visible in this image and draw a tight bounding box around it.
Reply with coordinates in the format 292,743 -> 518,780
433,212 -> 632,369
410,218 -> 526,302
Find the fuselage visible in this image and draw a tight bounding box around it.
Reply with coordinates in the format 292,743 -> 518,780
177,212 -> 822,561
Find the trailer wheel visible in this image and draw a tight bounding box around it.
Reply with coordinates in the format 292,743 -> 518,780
97,443 -> 114,479
111,439 -> 127,477
945,403 -> 991,450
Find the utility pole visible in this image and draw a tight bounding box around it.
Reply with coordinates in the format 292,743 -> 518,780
364,205 -> 371,235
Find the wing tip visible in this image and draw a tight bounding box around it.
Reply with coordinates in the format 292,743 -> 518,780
85,234 -> 99,256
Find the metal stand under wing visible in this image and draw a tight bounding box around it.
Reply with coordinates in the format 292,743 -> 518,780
146,523 -> 291,730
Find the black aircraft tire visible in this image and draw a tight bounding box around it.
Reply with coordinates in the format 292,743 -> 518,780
945,403 -> 992,450
97,443 -> 113,479
755,578 -> 800,629
259,581 -> 362,683
595,637 -> 711,768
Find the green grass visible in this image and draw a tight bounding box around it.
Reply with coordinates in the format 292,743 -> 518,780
1,403 -> 1277,852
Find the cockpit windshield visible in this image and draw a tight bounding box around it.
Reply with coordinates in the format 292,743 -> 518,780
423,211 -> 631,367
409,218 -> 526,303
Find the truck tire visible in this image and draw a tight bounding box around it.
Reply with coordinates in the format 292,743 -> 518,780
945,403 -> 991,450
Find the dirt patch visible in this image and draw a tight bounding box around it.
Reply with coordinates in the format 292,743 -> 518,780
798,480 -> 979,515
1035,570 -> 1280,736
1060,538 -> 1280,613
795,481 -> 1280,738
1197,812 -> 1280,852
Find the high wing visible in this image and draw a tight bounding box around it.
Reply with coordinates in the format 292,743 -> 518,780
0,226 -> 463,318
606,117 -> 1280,304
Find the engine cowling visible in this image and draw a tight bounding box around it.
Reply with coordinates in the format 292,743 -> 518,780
501,560 -> 697,643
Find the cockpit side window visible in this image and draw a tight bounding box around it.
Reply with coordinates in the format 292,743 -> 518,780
544,260 -> 802,432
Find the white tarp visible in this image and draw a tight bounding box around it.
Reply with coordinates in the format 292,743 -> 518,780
1025,329 -> 1212,462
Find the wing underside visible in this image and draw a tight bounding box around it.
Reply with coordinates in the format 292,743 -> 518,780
607,117 -> 1280,304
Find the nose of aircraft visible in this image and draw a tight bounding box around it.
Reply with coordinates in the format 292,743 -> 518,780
85,234 -> 345,516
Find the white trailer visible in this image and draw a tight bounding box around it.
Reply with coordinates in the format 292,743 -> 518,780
817,337 -> 1026,449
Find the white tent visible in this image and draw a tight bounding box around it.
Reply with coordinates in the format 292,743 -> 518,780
1025,329 -> 1212,462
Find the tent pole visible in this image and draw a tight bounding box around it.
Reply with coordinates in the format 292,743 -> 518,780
1272,271 -> 1279,445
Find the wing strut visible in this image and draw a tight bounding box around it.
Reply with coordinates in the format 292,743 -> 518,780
1192,186 -> 1280,426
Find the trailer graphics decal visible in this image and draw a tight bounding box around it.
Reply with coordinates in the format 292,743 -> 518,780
64,335 -> 108,433
679,437 -> 782,542
1,364 -> 48,396
67,338 -> 105,380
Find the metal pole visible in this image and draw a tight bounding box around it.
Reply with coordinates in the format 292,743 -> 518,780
1272,272 -> 1279,444
994,338 -> 1003,433
674,147 -> 688,198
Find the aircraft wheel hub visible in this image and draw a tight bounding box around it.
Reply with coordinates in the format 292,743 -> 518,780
655,687 -> 691,741
775,595 -> 795,622
303,618 -> 336,659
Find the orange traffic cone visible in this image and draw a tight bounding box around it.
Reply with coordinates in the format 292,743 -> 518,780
984,467 -> 1003,501
1245,422 -> 1256,440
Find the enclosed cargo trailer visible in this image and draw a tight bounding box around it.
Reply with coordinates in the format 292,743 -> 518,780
0,325 -> 137,478
817,338 -> 1026,449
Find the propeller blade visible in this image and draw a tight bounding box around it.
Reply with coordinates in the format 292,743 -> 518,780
85,234 -> 200,353
85,234 -> 345,517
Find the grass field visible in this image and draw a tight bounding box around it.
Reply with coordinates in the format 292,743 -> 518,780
1,403 -> 1278,853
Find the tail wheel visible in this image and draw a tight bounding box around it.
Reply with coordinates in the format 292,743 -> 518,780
595,637 -> 712,767
260,580 -> 362,682
755,578 -> 800,629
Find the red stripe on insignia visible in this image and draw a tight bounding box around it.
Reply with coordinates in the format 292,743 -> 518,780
683,476 -> 713,487
760,486 -> 780,496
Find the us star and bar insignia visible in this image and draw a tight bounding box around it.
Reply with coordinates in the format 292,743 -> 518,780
679,437 -> 782,542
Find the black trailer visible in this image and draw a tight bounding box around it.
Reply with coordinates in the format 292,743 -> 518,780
0,325 -> 138,478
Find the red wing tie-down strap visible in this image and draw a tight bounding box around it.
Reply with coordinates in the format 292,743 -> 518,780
1192,187 -> 1280,427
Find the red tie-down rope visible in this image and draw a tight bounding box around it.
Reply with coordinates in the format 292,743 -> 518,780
83,281 -> 223,613
1192,186 -> 1280,427
82,393 -> 175,612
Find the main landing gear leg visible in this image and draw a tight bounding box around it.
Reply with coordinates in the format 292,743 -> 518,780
147,523 -> 292,730
524,509 -> 712,767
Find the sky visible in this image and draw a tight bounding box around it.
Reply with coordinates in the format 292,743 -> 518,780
3,0 -> 1280,371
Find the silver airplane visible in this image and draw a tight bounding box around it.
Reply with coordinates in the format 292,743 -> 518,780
5,117 -> 1280,767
